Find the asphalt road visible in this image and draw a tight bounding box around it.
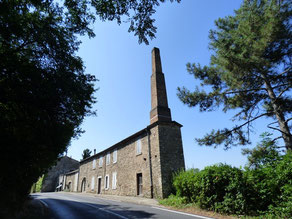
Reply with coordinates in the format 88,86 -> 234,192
32,193 -> 212,219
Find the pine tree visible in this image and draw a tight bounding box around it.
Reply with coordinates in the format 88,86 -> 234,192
178,0 -> 292,150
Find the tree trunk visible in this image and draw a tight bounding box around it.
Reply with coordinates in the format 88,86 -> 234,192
263,76 -> 292,151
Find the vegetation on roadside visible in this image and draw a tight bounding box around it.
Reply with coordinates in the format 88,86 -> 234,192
35,175 -> 45,193
160,134 -> 292,218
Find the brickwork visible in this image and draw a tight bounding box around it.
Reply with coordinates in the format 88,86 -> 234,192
150,48 -> 171,124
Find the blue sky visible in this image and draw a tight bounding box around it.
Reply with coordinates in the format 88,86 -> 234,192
68,0 -> 275,169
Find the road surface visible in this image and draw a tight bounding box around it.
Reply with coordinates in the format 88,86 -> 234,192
32,193 -> 212,219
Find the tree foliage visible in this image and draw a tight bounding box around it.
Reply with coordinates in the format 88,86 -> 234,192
242,132 -> 281,169
178,0 -> 292,150
82,148 -> 92,160
168,135 -> 292,217
0,0 -> 179,217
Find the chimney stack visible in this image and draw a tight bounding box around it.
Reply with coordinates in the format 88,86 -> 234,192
94,149 -> 96,155
150,48 -> 172,124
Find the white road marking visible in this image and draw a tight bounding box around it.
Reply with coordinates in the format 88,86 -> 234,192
151,206 -> 214,219
38,199 -> 48,207
85,203 -> 129,219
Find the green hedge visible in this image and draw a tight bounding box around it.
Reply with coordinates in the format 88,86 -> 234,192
171,152 -> 292,217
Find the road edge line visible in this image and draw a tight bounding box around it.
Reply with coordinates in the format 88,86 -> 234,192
151,206 -> 214,219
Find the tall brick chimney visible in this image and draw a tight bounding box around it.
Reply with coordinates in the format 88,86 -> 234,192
150,48 -> 172,124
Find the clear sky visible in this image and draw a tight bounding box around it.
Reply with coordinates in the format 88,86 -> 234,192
68,0 -> 275,170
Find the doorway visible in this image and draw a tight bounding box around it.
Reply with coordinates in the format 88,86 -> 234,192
97,177 -> 102,194
81,178 -> 86,192
137,173 -> 143,195
67,182 -> 71,191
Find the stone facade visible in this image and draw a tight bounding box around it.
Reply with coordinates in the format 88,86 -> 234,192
62,48 -> 185,199
63,169 -> 79,192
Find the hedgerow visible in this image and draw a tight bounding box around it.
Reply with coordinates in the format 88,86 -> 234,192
168,152 -> 292,218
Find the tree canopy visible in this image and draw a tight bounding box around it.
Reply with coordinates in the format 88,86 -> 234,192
242,132 -> 281,169
0,0 -> 179,217
178,0 -> 292,150
82,149 -> 92,160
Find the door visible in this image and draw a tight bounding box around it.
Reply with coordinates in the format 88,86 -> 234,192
81,178 -> 86,192
137,173 -> 143,195
97,177 -> 102,194
68,182 -> 71,191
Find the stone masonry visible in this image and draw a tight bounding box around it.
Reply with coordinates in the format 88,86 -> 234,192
63,48 -> 185,199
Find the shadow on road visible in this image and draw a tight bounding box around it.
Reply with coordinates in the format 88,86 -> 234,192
35,196 -> 156,219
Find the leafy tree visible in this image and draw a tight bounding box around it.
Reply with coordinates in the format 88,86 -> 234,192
35,175 -> 45,193
82,148 -> 92,160
178,0 -> 292,150
242,132 -> 281,169
0,0 -> 179,217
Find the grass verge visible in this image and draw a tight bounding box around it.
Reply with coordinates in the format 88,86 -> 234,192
159,195 -> 240,219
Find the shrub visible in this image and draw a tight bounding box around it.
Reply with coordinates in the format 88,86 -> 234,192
254,152 -> 292,218
194,164 -> 247,214
173,164 -> 247,214
173,169 -> 199,202
168,136 -> 292,217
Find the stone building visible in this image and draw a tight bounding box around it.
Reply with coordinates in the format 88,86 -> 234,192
61,169 -> 79,192
63,48 -> 185,199
42,156 -> 79,192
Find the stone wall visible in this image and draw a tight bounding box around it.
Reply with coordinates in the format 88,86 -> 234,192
158,122 -> 185,198
64,170 -> 79,192
78,131 -> 155,197
76,121 -> 185,199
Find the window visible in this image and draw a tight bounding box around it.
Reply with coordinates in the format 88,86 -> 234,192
112,172 -> 117,189
99,156 -> 103,167
91,176 -> 95,191
136,139 -> 142,155
106,152 -> 110,165
105,175 -> 109,190
92,159 -> 96,169
113,149 -> 117,163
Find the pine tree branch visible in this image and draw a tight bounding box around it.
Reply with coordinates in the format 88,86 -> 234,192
197,113 -> 270,148
271,83 -> 291,90
272,136 -> 283,143
246,104 -> 259,140
276,68 -> 291,78
276,86 -> 291,100
232,113 -> 270,132
222,87 -> 266,95
267,122 -> 287,134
